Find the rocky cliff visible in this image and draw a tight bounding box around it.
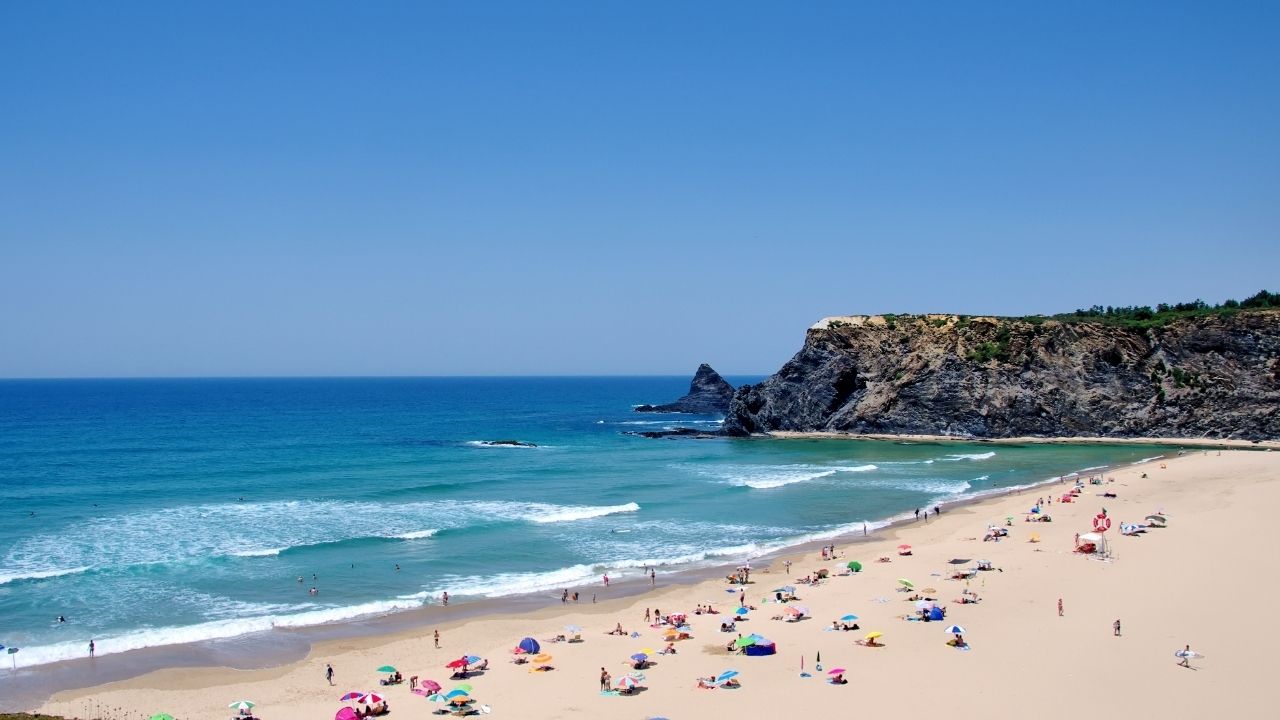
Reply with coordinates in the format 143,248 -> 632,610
723,311 -> 1280,440
636,364 -> 735,414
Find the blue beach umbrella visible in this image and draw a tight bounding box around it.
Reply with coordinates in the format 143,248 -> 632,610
716,670 -> 739,683
464,655 -> 481,665
630,653 -> 648,662
944,625 -> 966,635
445,689 -> 469,699
840,614 -> 859,622
736,607 -> 750,615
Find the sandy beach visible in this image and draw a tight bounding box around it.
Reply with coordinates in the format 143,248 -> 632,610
36,449 -> 1277,719
768,431 -> 1280,449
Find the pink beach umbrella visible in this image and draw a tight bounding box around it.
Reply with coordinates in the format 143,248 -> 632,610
420,679 -> 442,693
827,668 -> 847,675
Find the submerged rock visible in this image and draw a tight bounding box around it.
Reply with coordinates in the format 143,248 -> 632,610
477,439 -> 538,447
635,364 -> 735,415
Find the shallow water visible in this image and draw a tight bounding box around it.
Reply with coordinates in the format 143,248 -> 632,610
0,377 -> 1166,667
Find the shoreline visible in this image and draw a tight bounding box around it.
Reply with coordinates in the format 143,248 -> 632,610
4,445 -> 1174,710
32,448 -> 1280,718
765,431 -> 1280,449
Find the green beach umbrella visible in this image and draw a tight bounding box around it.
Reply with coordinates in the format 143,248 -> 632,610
376,665 -> 397,673
846,561 -> 862,572
228,701 -> 255,711
733,635 -> 757,649
898,579 -> 914,589
149,714 -> 175,720
453,683 -> 473,693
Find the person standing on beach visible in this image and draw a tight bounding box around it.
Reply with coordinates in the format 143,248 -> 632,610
1058,598 -> 1064,616
784,560 -> 791,575
1178,644 -> 1193,667
649,569 -> 655,586
433,630 -> 440,649
88,639 -> 95,656
599,667 -> 609,690
562,589 -> 569,603
644,608 -> 651,623
442,591 -> 449,606
914,508 -> 920,520
326,663 -> 334,685
1114,619 -> 1121,636
603,573 -> 610,587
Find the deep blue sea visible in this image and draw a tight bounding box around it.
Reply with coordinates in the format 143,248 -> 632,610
0,378 -> 1168,667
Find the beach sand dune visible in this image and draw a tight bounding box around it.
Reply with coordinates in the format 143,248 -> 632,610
40,451 -> 1276,719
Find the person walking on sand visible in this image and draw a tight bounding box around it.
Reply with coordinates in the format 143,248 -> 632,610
1178,644 -> 1193,668
603,573 -> 610,587
326,663 -> 334,685
645,608 -> 651,623
434,630 -> 440,649
1058,598 -> 1064,617
1114,619 -> 1121,637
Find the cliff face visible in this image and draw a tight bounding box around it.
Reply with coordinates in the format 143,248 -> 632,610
636,364 -> 735,414
723,311 -> 1280,440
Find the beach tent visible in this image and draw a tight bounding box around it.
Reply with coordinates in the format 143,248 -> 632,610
335,709 -> 358,720
744,639 -> 777,656
517,637 -> 540,654
1077,532 -> 1107,555
928,607 -> 945,622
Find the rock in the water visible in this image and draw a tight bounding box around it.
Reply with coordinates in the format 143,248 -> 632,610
622,427 -> 721,439
476,439 -> 538,447
723,311 -> 1280,440
635,364 -> 735,415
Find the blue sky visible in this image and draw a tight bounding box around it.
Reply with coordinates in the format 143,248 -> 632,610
2,1 -> 1277,377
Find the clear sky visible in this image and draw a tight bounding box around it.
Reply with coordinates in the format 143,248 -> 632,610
2,2 -> 1277,377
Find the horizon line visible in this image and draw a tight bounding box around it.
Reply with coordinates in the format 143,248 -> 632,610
0,372 -> 772,381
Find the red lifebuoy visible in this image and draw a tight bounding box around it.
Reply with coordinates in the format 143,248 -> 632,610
1093,516 -> 1111,532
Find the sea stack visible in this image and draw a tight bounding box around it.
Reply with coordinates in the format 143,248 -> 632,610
635,364 -> 735,415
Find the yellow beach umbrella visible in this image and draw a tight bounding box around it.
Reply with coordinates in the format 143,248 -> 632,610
532,653 -> 553,664
865,631 -> 883,640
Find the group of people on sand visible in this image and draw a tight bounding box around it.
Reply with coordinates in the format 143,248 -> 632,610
354,702 -> 388,718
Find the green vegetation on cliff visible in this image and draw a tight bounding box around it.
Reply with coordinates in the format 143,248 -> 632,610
1047,289 -> 1278,329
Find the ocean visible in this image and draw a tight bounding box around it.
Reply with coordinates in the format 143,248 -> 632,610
0,377 -> 1168,670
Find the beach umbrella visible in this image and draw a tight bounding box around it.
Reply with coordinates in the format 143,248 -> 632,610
616,675 -> 639,689
565,624 -> 582,633
228,701 -> 256,711
847,561 -> 862,572
716,670 -> 739,683
450,697 -> 472,706
733,635 -> 757,649
630,653 -> 648,662
453,683 -> 474,693
445,689 -> 469,699
826,668 -> 846,675
786,605 -> 809,617
517,637 -> 540,654
356,693 -> 384,705
915,600 -> 934,610
339,692 -> 363,701
149,715 -> 175,720
898,544 -> 912,550
376,665 -> 397,673
533,653 -> 553,664
463,655 -> 481,665
898,579 -> 914,588
944,625 -> 966,635
421,679 -> 442,693
865,632 -> 882,640
426,694 -> 449,703
779,585 -> 796,594
922,587 -> 938,594
640,647 -> 656,655
445,658 -> 468,669
735,606 -> 750,615
335,709 -> 358,720
840,614 -> 859,622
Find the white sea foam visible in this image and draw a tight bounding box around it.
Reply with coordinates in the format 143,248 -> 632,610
10,597 -> 428,668
1131,455 -> 1164,465
393,529 -> 439,540
701,463 -> 878,490
0,565 -> 92,585
229,548 -> 284,558
528,502 -> 640,524
942,451 -> 996,461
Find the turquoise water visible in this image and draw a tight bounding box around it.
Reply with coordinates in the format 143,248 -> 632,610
0,378 -> 1167,667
